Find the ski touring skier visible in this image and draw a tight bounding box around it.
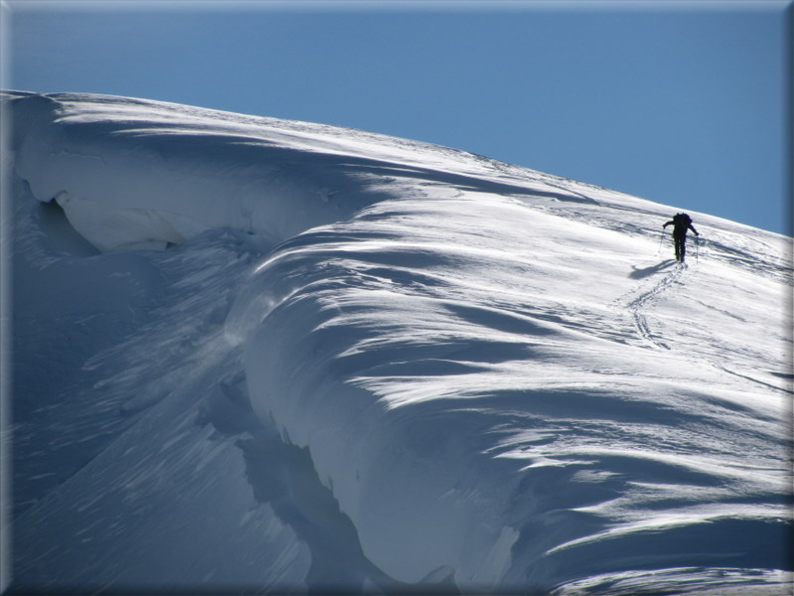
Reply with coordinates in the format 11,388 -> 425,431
663,212 -> 699,263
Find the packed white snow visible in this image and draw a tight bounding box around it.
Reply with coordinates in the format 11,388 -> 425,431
3,91 -> 792,595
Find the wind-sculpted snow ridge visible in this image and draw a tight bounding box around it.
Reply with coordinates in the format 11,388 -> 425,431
4,91 -> 792,595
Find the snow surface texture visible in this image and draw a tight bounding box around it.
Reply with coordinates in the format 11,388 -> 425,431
3,91 -> 792,595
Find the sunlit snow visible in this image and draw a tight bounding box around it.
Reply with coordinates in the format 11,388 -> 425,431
3,91 -> 792,595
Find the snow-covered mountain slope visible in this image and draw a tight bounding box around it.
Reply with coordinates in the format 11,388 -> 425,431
3,91 -> 792,595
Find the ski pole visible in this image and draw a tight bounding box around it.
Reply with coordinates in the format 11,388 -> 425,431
657,228 -> 665,255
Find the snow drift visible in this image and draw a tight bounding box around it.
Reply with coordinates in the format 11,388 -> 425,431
3,91 -> 792,595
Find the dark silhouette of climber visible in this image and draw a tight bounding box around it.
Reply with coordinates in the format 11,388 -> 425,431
663,213 -> 699,262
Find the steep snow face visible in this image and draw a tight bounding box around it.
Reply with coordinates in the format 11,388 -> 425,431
4,91 -> 792,595
231,192 -> 792,591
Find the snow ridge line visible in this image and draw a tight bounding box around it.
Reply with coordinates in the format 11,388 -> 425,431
624,263 -> 687,349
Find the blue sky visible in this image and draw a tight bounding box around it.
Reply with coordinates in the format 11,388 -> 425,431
4,0 -> 791,235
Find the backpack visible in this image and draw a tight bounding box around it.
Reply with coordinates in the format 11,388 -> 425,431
673,213 -> 691,227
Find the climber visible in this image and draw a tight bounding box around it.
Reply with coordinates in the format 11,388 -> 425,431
663,213 -> 699,263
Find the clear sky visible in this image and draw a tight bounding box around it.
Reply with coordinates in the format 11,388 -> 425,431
3,0 -> 791,235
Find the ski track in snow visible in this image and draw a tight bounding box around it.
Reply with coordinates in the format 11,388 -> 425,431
621,256 -> 794,397
622,260 -> 686,350
3,91 -> 793,595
